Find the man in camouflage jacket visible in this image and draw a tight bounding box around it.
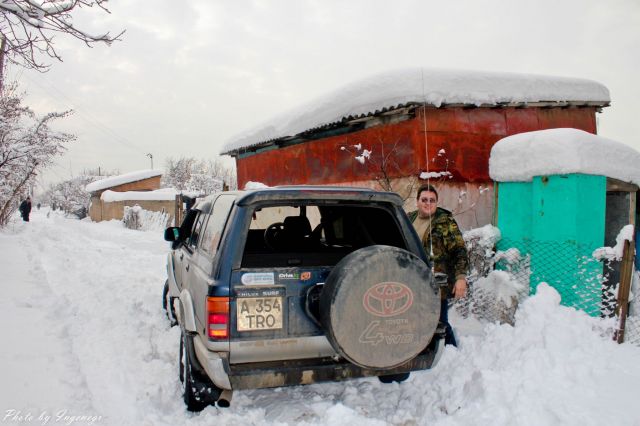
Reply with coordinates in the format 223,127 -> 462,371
408,184 -> 469,345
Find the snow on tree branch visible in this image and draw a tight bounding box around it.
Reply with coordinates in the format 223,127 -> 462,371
162,156 -> 237,195
340,138 -> 419,199
0,83 -> 74,226
40,168 -> 110,217
0,0 -> 124,71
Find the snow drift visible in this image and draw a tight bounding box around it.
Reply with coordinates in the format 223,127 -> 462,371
1,211 -> 638,426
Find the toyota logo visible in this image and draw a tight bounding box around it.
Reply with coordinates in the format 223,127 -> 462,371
362,282 -> 414,317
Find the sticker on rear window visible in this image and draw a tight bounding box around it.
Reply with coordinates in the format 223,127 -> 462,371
278,272 -> 300,280
241,272 -> 275,285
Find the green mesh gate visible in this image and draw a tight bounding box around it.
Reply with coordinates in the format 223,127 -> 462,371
496,238 -> 614,317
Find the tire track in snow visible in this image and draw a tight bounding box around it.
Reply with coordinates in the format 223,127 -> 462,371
0,218 -> 93,415
27,214 -> 183,424
22,223 -> 96,414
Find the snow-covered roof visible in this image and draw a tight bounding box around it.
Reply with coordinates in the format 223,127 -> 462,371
221,68 -> 610,155
489,128 -> 640,186
100,188 -> 177,202
85,170 -> 163,193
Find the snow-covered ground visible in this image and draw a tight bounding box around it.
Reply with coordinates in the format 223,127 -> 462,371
1,209 -> 639,426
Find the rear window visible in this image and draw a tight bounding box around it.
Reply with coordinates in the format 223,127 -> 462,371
241,203 -> 406,268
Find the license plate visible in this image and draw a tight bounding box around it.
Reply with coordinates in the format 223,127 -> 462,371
236,297 -> 283,331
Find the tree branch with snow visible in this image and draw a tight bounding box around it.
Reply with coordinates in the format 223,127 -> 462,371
340,138 -> 420,199
0,0 -> 124,71
162,156 -> 236,195
0,83 -> 74,226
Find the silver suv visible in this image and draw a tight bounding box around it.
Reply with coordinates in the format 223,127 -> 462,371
163,186 -> 444,411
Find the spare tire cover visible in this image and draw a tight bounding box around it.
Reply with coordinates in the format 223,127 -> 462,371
320,245 -> 440,370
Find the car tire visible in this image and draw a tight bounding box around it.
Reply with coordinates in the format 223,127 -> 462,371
378,372 -> 410,383
179,330 -> 218,412
163,280 -> 177,327
320,245 -> 440,370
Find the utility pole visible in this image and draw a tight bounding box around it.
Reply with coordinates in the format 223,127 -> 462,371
146,153 -> 154,169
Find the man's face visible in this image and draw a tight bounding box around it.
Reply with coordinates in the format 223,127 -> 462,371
417,190 -> 438,217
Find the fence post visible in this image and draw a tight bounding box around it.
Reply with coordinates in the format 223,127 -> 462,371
174,194 -> 182,227
615,239 -> 634,343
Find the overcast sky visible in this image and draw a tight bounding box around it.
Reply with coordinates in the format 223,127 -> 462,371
7,0 -> 640,188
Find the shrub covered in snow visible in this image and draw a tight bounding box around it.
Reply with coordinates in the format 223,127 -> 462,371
464,224 -> 501,280
457,224 -> 531,325
468,270 -> 527,325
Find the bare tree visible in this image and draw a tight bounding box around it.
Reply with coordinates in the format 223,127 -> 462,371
341,138 -> 420,200
0,0 -> 124,72
0,83 -> 73,226
163,156 -> 236,195
40,172 -> 95,216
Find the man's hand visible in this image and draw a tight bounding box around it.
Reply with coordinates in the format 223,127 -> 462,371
453,278 -> 468,299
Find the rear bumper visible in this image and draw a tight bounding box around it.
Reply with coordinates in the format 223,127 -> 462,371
193,336 -> 233,390
194,334 -> 444,391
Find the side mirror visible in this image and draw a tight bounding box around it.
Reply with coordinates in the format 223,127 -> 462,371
164,227 -> 181,242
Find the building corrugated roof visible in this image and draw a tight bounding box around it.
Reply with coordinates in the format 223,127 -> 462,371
221,68 -> 610,156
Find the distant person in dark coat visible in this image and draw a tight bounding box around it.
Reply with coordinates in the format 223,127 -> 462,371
19,197 -> 32,222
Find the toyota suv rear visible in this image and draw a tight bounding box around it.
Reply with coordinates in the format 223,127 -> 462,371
163,186 -> 444,411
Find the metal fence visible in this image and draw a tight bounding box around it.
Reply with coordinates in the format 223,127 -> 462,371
625,314 -> 640,346
455,229 -> 639,346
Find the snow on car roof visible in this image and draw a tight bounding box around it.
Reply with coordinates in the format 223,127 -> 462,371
85,169 -> 163,193
234,185 -> 404,206
489,128 -> 640,185
221,68 -> 610,155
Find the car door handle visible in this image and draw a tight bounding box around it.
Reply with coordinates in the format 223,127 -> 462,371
185,264 -> 190,272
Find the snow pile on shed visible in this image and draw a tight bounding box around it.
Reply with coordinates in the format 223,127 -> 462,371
489,128 -> 640,185
85,169 -> 163,193
101,188 -> 179,202
222,68 -> 610,155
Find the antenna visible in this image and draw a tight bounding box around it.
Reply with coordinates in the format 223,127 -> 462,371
146,153 -> 154,169
420,69 -> 434,264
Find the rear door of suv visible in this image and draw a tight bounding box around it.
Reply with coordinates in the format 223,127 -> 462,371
228,199 -> 413,364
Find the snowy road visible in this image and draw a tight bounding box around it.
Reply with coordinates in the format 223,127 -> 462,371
1,210 -> 639,426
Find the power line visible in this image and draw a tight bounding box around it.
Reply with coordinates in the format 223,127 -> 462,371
13,68 -> 148,156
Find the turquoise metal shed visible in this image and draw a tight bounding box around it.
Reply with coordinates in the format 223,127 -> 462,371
490,129 -> 640,316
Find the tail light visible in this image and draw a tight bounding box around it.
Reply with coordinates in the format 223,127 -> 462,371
207,297 -> 230,339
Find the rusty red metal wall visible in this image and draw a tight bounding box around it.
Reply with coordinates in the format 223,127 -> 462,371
235,106 -> 599,188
